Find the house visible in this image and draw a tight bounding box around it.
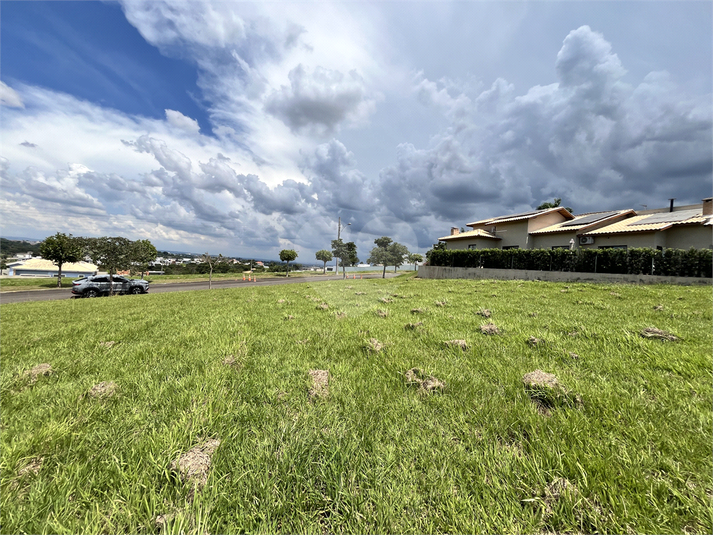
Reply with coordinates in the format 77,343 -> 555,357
439,207 -> 575,250
439,198 -> 713,251
8,258 -> 99,277
529,209 -> 635,249
580,200 -> 712,250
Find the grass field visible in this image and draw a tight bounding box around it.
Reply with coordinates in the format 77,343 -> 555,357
1,275 -> 711,533
0,271 -> 383,292
0,277 -> 78,292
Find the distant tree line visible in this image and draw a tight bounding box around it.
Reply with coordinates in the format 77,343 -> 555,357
38,233 -> 158,288
310,235 -> 422,279
0,238 -> 42,258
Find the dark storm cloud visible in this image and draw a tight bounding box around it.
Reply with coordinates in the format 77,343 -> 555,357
265,65 -> 372,135
387,25 -> 711,220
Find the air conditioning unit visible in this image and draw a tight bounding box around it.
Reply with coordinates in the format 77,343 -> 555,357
579,236 -> 595,245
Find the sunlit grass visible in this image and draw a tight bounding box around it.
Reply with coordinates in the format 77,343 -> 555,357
1,275 -> 711,533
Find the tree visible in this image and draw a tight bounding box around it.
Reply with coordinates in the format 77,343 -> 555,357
426,241 -> 446,263
345,242 -> 359,267
388,242 -> 410,273
279,249 -> 298,277
408,253 -> 423,271
130,239 -> 157,279
84,237 -> 132,294
315,249 -> 333,274
201,252 -> 224,288
39,232 -> 83,287
367,237 -> 393,279
537,197 -> 573,213
331,239 -> 351,279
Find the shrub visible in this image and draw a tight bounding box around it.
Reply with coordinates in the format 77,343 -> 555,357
428,247 -> 712,277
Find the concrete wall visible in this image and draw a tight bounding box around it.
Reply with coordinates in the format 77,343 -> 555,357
418,265 -> 712,286
664,225 -> 713,250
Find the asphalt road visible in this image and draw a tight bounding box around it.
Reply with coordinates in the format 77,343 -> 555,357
0,273 -> 401,304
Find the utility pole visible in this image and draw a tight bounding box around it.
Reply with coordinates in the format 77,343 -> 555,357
336,216 -> 351,278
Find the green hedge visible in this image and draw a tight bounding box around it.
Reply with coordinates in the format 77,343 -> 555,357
427,247 -> 713,278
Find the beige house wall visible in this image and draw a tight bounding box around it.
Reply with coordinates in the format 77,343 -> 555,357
527,211 -> 568,232
664,225 -> 713,249
444,237 -> 500,250
580,232 -> 662,249
530,232 -> 578,250
493,220 -> 530,248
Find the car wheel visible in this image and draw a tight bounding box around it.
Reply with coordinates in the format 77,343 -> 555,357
130,287 -> 143,295
85,289 -> 98,298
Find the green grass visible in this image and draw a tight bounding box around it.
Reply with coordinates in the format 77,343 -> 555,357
2,275 -> 711,534
0,277 -> 77,292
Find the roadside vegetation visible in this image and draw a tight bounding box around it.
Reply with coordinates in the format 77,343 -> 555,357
2,276 -> 710,533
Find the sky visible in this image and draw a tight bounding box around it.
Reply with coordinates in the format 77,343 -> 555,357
1,1 -> 711,260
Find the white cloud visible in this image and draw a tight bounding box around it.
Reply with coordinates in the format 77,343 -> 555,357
0,81 -> 24,108
1,9 -> 710,257
165,109 -> 200,134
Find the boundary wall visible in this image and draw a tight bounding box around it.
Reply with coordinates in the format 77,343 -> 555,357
418,265 -> 712,286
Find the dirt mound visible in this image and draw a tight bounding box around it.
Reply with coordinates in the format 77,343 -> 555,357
476,309 -> 491,318
523,370 -> 581,412
404,368 -> 445,394
376,309 -> 389,318
444,339 -> 468,350
317,303 -> 329,310
434,300 -> 447,307
277,299 -> 286,304
410,308 -> 424,314
172,438 -> 221,488
355,291 -> 366,295
653,305 -> 664,311
544,477 -> 579,517
523,370 -> 559,389
404,322 -> 423,330
285,314 -> 295,320
308,369 -> 330,399
222,355 -> 238,366
24,363 -> 53,383
366,338 -> 383,353
480,323 -> 500,335
379,297 -> 393,304
18,457 -> 43,477
99,341 -> 117,348
335,311 -> 347,319
640,327 -> 679,341
569,352 -> 580,360
89,381 -> 118,399
527,336 -> 543,347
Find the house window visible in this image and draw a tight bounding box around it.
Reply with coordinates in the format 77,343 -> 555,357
502,245 -> 519,250
598,245 -> 627,250
468,244 -> 477,250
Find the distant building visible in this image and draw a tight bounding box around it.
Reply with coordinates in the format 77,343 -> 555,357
8,258 -> 99,277
438,199 -> 713,251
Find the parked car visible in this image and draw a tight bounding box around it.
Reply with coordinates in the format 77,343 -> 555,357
72,275 -> 149,298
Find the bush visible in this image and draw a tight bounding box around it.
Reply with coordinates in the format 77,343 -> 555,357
428,247 -> 712,278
